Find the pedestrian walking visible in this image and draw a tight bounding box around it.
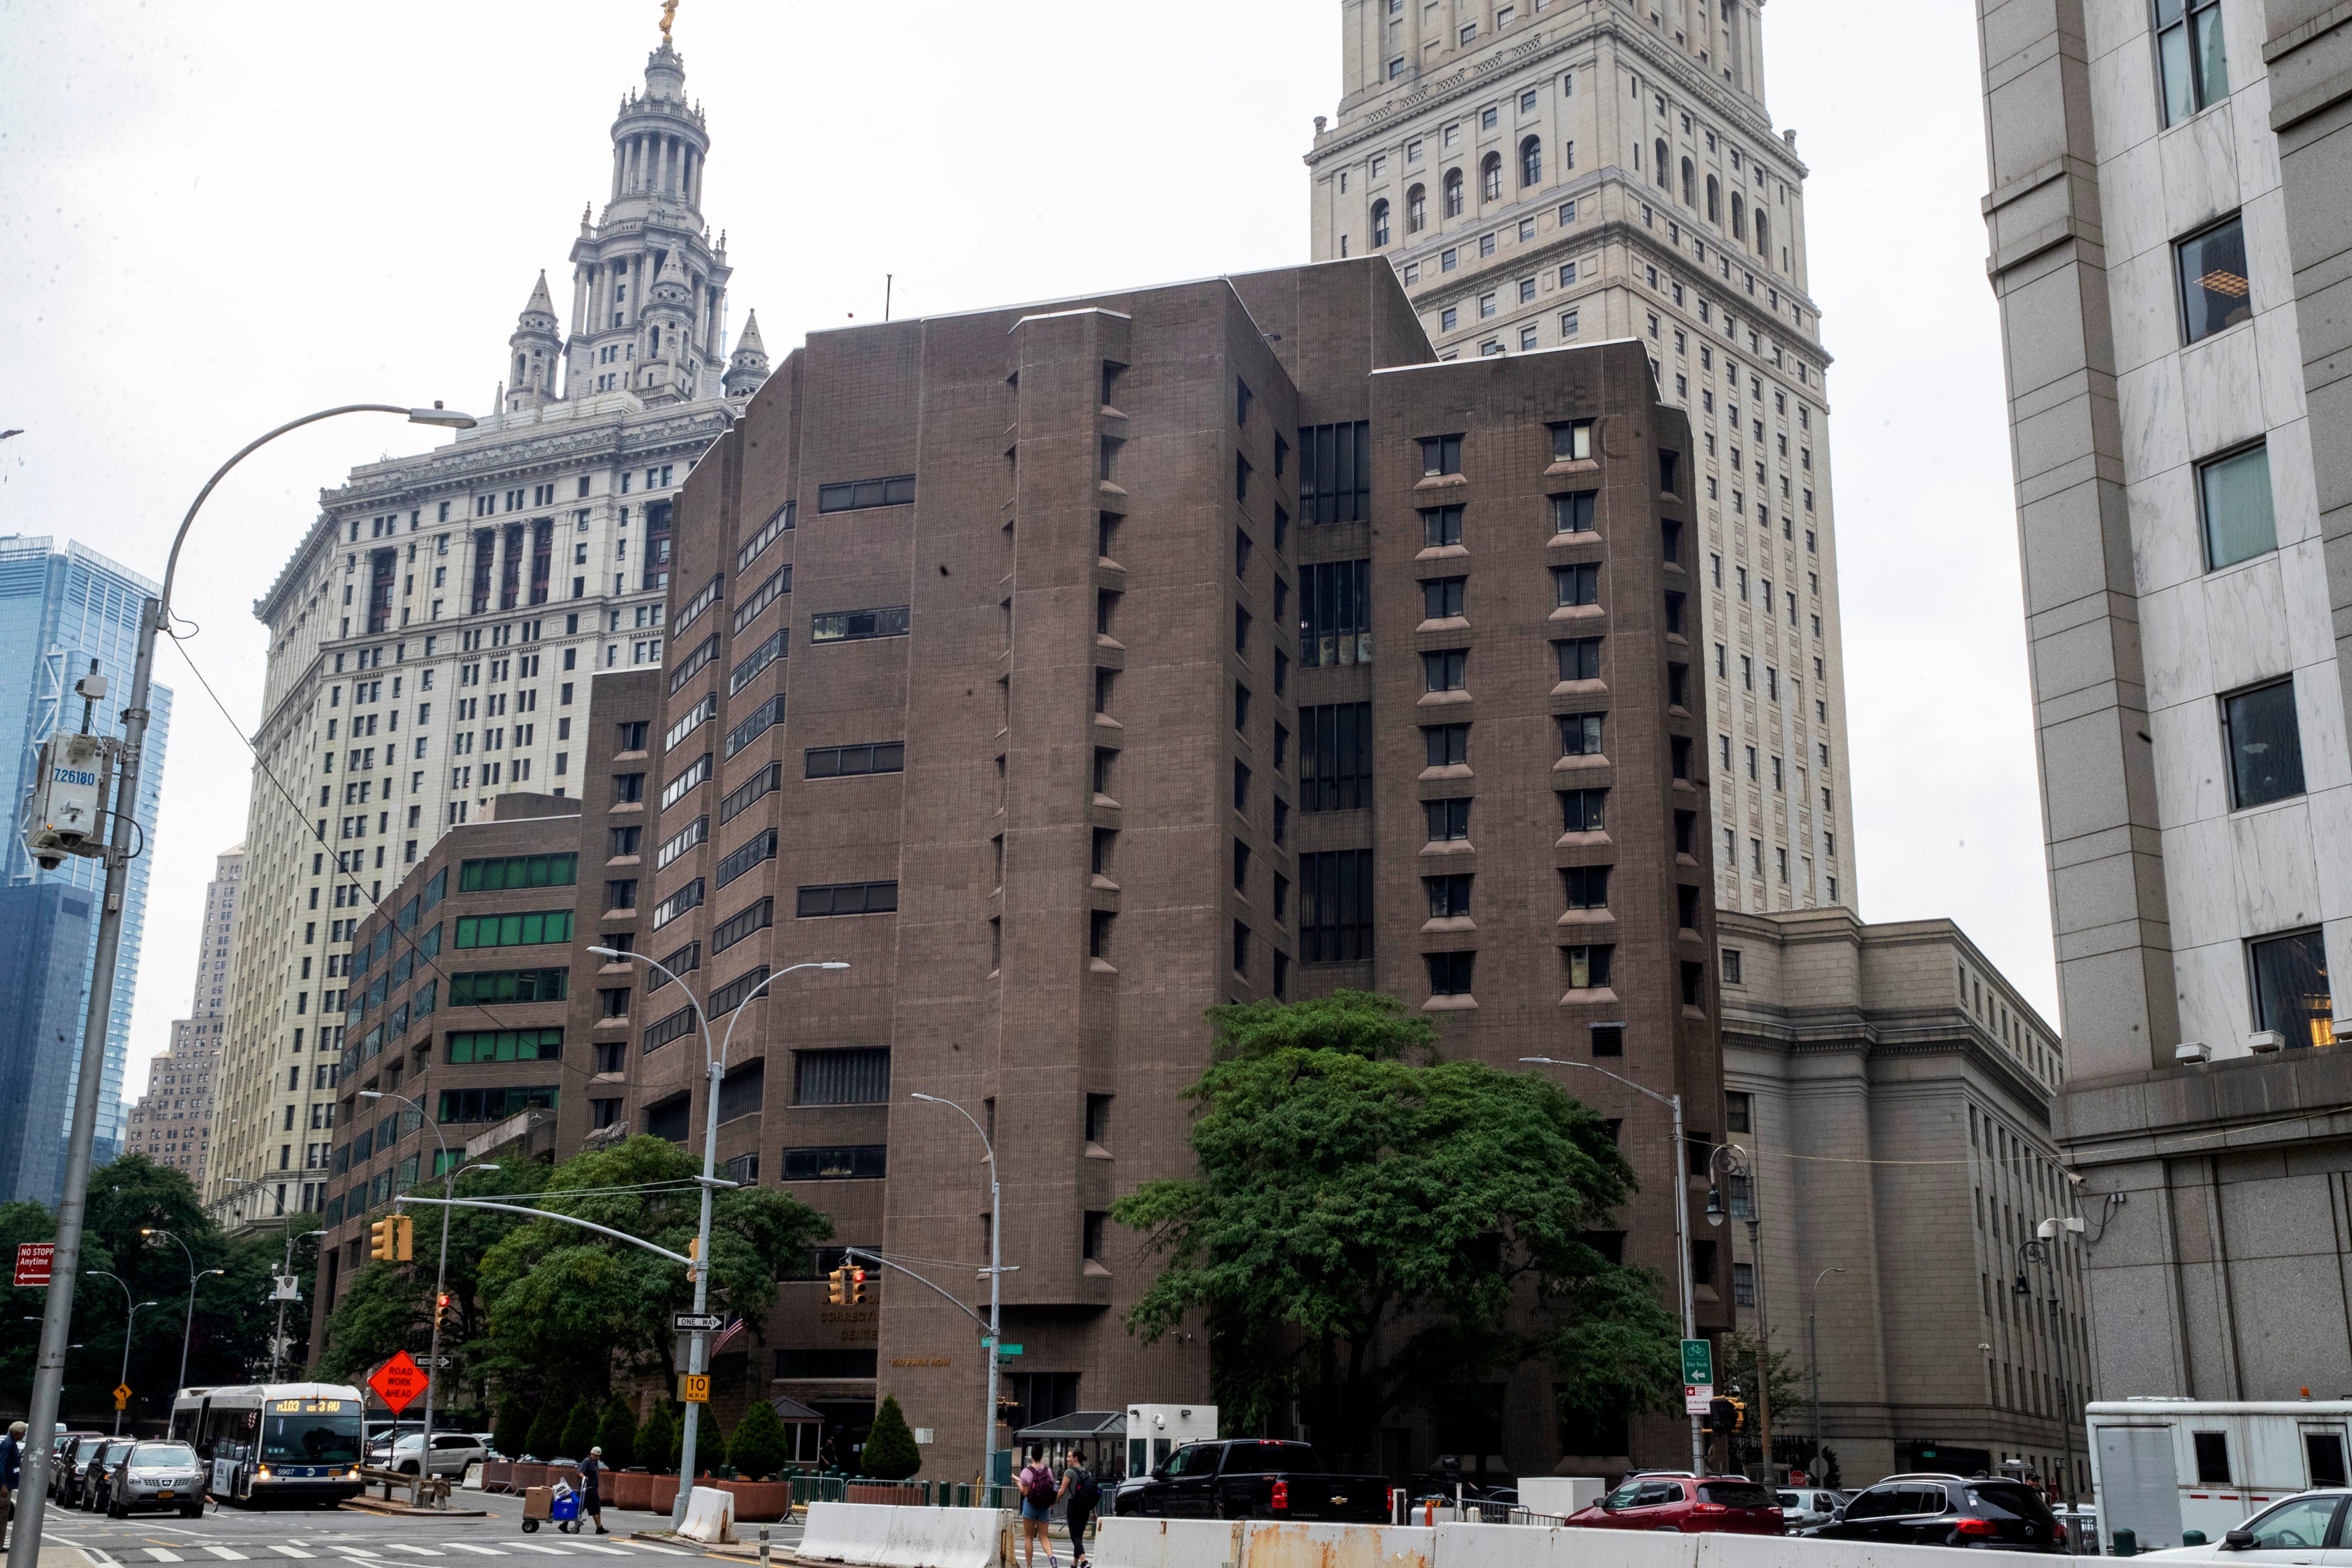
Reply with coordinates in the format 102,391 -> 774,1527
0,1420 -> 25,1550
1058,1449 -> 1099,1566
1016,1447 -> 1060,1568
579,1446 -> 608,1534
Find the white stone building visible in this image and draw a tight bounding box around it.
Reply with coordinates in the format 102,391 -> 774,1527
1305,0 -> 1856,917
120,842 -> 240,1185
207,26 -> 767,1229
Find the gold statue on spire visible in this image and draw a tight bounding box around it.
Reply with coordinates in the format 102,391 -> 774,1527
659,0 -> 678,43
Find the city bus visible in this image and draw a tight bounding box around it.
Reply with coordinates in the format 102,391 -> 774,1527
168,1382 -> 367,1507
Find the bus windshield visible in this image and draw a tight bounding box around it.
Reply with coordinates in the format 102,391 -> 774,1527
259,1400 -> 362,1465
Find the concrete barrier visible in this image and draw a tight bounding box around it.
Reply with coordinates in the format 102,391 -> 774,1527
680,1484 -> 736,1544
1247,1522 -> 1436,1568
800,1502 -> 1012,1568
1434,1524 -> 1699,1568
1094,1518 -> 1248,1568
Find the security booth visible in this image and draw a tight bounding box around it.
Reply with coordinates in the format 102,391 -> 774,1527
770,1397 -> 827,1466
1017,1411 -> 1129,1483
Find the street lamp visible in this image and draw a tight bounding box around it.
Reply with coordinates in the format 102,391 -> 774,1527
11,399 -> 473,1568
1808,1267 -> 1845,1483
589,948 -> 845,1524
1521,1054 -> 1705,1476
266,1229 -> 329,1384
1705,1142 -> 1773,1482
139,1228 -> 224,1397
364,1084 -> 496,1473
2022,1218 -> 2086,1503
909,1093 -> 1005,1489
84,1272 -> 158,1437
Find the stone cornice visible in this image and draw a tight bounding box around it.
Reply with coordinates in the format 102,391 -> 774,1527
1724,1008 -> 2055,1125
1311,6 -> 1802,186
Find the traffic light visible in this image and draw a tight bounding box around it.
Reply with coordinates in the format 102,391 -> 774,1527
686,1236 -> 700,1284
827,1266 -> 847,1305
1709,1396 -> 1746,1434
370,1219 -> 393,1262
848,1267 -> 869,1305
434,1292 -> 451,1332
393,1214 -> 413,1262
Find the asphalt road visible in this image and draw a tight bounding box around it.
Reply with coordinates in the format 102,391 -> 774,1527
25,1487 -> 789,1568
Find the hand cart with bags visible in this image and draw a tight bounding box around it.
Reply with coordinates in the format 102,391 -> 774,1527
522,1481 -> 582,1534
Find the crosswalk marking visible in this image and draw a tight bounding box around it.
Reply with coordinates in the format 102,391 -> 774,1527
202,1550 -> 250,1562
630,1549 -> 690,1558
386,1550 -> 446,1558
564,1548 -> 630,1558
441,1550 -> 507,1558
508,1548 -> 571,1558
280,1550 -> 319,1560
143,1550 -> 184,1562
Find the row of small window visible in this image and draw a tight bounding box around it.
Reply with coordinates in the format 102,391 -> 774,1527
1417,949 -> 1709,1004
1718,828 -> 1837,901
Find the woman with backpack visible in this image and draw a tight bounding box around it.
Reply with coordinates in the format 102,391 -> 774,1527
1060,1450 -> 1099,1566
1016,1447 -> 1060,1568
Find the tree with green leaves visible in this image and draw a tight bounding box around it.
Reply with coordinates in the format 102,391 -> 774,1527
561,1397 -> 600,1460
472,1136 -> 830,1403
862,1394 -> 920,1480
595,1396 -> 638,1469
638,1401 -> 678,1473
318,1161 -> 545,1385
695,1407 -> 728,1475
728,1399 -> 788,1480
525,1400 -> 566,1460
1114,991 -> 1683,1468
495,1395 -> 533,1460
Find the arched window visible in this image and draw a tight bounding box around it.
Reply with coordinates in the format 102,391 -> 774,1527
1681,157 -> 1695,208
1754,211 -> 1770,262
1520,135 -> 1542,187
1407,184 -> 1427,232
1707,174 -> 1721,223
1480,152 -> 1502,202
1732,192 -> 1746,239
515,355 -> 526,381
1443,168 -> 1465,217
1371,199 -> 1390,247
1654,140 -> 1670,189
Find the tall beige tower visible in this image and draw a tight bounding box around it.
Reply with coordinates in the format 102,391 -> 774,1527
1305,0 -> 1855,915
120,843 -> 241,1183
206,21 -> 763,1230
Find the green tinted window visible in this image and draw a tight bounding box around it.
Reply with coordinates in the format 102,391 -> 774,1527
458,853 -> 578,892
447,1029 -> 564,1064
453,910 -> 575,948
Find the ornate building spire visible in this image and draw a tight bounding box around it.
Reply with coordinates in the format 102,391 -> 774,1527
723,309 -> 770,399
505,271 -> 561,413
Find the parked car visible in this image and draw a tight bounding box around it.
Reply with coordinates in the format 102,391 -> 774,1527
77,1438 -> 136,1513
1111,1439 -> 1390,1521
50,1432 -> 102,1500
1778,1488 -> 1848,1531
103,1440 -> 206,1518
2138,1491 -> 2352,1563
1565,1473 -> 1784,1535
1803,1473 -> 2064,1551
389,1431 -> 493,1477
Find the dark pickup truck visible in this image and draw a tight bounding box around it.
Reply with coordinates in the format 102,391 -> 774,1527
1111,1439 -> 1390,1522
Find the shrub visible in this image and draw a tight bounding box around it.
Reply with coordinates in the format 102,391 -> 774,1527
638,1402 -> 678,1473
495,1395 -> 532,1460
690,1406 -> 727,1475
728,1399 -> 789,1480
596,1396 -> 638,1470
560,1398 -> 600,1461
862,1394 -> 920,1480
524,1400 -> 566,1460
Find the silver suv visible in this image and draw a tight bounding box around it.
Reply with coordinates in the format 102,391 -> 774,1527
390,1431 -> 492,1478
105,1441 -> 206,1518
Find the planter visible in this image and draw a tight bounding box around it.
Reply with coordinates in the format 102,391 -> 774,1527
647,1475 -> 680,1515
483,1461 -> 513,1494
610,1471 -> 654,1512
718,1480 -> 793,1523
510,1463 -> 549,1492
847,1483 -> 925,1506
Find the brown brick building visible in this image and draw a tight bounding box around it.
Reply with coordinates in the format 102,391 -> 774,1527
605,256 -> 1731,1481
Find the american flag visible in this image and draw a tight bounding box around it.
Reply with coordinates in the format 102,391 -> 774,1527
709,1316 -> 749,1356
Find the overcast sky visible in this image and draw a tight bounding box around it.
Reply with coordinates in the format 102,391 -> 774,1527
0,0 -> 2051,1090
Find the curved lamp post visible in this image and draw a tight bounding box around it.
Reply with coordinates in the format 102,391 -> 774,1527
84,1271 -> 159,1436
909,1092 -> 1004,1488
139,1228 -> 223,1397
12,400 -> 472,1568
589,948 -> 845,1523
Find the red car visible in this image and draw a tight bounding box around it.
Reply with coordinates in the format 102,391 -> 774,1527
1566,1473 -> 1786,1534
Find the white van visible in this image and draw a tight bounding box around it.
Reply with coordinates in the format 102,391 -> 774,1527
2088,1399 -> 2352,1551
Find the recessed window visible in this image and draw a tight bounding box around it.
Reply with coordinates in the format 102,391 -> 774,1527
1552,421 -> 1595,461
1552,491 -> 1596,533
1426,798 -> 1471,840
2223,679 -> 2305,809
2250,929 -> 2335,1049
1426,951 -> 1476,995
2156,0 -> 2227,125
2199,443 -> 2276,569
1423,575 -> 1466,620
1422,649 -> 1468,691
1556,637 -> 1601,681
1554,563 -> 1600,607
1424,723 -> 1469,767
1560,787 -> 1605,831
2177,216 -> 2251,342
1422,435 -> 1464,476
1423,506 -> 1465,546
1722,948 -> 1743,985
1559,713 -> 1604,756
1563,944 -> 1612,989
1425,875 -> 1472,918
1563,866 -> 1609,910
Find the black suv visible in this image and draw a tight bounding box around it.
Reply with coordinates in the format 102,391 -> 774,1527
1803,1473 -> 2064,1552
